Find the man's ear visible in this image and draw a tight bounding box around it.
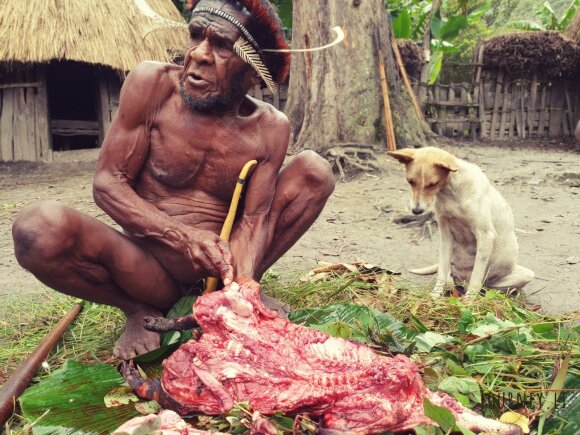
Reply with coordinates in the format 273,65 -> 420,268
248,69 -> 261,87
387,149 -> 415,164
434,155 -> 459,172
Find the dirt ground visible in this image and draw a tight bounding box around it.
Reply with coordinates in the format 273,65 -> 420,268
0,140 -> 579,316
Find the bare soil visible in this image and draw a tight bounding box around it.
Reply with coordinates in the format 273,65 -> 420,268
1,140 -> 579,316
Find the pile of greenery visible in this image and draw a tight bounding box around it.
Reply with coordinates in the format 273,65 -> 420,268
1,268 -> 578,434
388,0 -> 580,83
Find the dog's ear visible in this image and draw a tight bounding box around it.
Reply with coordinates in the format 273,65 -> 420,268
434,155 -> 459,172
387,149 -> 415,164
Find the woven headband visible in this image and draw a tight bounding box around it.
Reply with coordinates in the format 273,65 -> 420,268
194,6 -> 262,53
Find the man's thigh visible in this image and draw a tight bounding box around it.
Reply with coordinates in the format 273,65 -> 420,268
14,200 -> 183,308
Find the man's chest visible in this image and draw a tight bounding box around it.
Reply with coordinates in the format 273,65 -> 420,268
144,116 -> 265,196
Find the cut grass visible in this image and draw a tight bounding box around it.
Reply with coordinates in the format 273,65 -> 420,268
0,289 -> 124,385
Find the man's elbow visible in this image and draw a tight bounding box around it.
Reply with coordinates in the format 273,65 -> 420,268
92,171 -> 120,208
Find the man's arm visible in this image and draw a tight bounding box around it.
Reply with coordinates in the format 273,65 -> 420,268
228,110 -> 290,279
93,62 -> 233,283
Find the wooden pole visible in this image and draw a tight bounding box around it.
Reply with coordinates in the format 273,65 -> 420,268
373,30 -> 397,152
0,302 -> 83,425
204,160 -> 258,294
389,31 -> 425,122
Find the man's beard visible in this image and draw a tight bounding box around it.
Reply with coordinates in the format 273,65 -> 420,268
179,81 -> 232,112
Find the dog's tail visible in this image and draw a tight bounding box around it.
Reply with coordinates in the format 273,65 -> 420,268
409,264 -> 438,275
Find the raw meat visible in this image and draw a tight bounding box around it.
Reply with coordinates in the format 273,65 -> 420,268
122,280 -> 521,434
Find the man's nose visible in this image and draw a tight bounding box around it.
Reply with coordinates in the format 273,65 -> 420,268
191,40 -> 214,63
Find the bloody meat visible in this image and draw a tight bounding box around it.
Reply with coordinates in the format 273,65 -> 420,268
121,280 -> 521,434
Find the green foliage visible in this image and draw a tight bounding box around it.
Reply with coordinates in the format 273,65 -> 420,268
388,0 -> 490,83
19,360 -> 140,434
5,272 -> 580,434
511,0 -> 580,31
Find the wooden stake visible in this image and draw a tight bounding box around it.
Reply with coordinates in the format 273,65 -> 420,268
0,302 -> 83,425
389,31 -> 425,121
373,31 -> 396,152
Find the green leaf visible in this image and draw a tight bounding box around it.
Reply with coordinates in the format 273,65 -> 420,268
423,397 -> 457,433
458,310 -> 474,333
428,50 -> 444,85
430,8 -> 443,40
413,424 -> 442,435
538,353 -> 571,435
104,386 -> 139,408
410,314 -> 429,333
438,376 -> 482,405
511,20 -> 546,31
532,323 -> 554,333
439,14 -> 469,40
446,359 -> 468,376
320,321 -> 354,339
415,331 -> 454,353
393,8 -> 412,39
20,360 -> 140,434
467,1 -> 492,23
464,343 -> 493,362
541,384 -> 580,435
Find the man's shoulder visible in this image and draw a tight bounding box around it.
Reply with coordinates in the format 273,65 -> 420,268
126,61 -> 181,89
248,96 -> 289,127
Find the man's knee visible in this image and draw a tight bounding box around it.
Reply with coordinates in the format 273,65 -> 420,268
12,200 -> 76,271
293,150 -> 335,198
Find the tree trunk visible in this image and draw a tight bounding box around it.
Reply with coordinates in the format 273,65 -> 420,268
285,0 -> 432,153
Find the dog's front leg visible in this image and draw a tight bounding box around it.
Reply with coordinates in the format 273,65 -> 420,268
466,227 -> 496,297
433,217 -> 453,296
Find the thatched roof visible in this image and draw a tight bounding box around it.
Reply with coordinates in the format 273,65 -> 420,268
0,0 -> 188,72
565,11 -> 580,44
483,31 -> 580,79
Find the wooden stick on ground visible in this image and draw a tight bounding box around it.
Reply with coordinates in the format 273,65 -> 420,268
373,30 -> 397,152
389,30 -> 425,122
0,301 -> 84,426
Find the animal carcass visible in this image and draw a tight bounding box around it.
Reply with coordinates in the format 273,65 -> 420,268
121,280 -> 521,434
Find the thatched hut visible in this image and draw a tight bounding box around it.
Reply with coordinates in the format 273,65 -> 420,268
0,0 -> 187,162
474,30 -> 580,139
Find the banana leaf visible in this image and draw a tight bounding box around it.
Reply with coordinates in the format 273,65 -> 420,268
19,360 -> 140,434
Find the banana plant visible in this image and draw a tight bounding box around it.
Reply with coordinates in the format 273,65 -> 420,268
389,0 -> 491,83
511,0 -> 580,31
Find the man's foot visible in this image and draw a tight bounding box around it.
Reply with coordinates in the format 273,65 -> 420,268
114,307 -> 163,359
259,293 -> 291,318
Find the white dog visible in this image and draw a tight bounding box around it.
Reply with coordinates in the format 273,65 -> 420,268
388,147 -> 534,297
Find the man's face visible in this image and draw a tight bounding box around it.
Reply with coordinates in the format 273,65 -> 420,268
180,0 -> 256,112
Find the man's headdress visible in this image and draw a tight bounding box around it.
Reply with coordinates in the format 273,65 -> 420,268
135,0 -> 344,95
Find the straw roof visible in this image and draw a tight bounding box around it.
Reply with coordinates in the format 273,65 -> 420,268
0,0 -> 188,72
483,31 -> 580,79
565,11 -> 580,45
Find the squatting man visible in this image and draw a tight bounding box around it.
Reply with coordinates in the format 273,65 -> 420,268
12,0 -> 335,359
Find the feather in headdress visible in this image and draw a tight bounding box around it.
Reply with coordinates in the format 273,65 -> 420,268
233,38 -> 277,94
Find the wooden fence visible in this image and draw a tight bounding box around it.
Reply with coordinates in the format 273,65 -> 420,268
248,83 -> 289,111
413,70 -> 580,139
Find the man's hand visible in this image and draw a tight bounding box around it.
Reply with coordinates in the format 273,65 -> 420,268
180,229 -> 234,285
